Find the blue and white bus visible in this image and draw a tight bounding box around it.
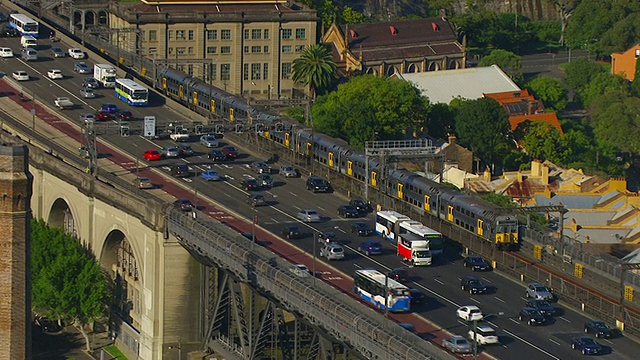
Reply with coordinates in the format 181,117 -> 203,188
114,78 -> 149,106
353,269 -> 411,313
9,14 -> 39,38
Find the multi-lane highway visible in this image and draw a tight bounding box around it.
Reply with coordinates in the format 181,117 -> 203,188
1,24 -> 638,360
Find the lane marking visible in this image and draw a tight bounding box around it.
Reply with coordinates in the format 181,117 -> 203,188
509,318 -> 519,325
469,297 -> 480,304
495,296 -> 505,303
433,278 -> 444,285
502,329 -> 562,360
559,316 -> 571,323
288,191 -> 298,197
549,338 -> 561,346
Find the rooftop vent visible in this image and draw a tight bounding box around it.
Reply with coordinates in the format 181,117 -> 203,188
350,29 -> 358,38
431,22 -> 439,32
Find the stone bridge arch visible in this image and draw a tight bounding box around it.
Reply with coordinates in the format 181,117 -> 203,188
48,197 -> 77,238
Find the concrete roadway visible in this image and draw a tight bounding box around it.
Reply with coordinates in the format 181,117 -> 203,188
1,34 -> 637,359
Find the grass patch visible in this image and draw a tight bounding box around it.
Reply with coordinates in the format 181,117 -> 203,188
103,345 -> 127,360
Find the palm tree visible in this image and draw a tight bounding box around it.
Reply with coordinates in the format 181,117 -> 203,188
292,44 -> 337,101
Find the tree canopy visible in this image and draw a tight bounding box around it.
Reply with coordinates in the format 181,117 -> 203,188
454,97 -> 512,172
31,219 -> 111,352
311,75 -> 429,148
478,49 -> 523,84
589,90 -> 640,155
525,75 -> 568,110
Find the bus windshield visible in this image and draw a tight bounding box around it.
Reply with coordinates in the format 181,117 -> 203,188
23,24 -> 37,32
132,90 -> 147,100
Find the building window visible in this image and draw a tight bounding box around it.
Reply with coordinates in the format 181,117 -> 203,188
177,64 -> 184,72
263,46 -> 269,53
188,30 -> 194,41
221,29 -> 231,40
251,46 -> 261,53
176,30 -> 185,40
281,28 -> 292,39
207,29 -> 217,40
168,30 -> 174,41
187,64 -> 194,75
221,46 -> 231,54
221,64 -> 231,81
244,29 -> 249,40
168,47 -> 173,54
251,63 -> 261,80
295,45 -> 305,53
209,64 -> 217,81
295,28 -> 306,39
264,29 -> 269,39
148,47 -> 157,54
188,47 -> 194,55
263,63 -> 268,80
207,46 -> 217,54
282,45 -> 292,53
149,30 -> 157,41
176,47 -> 186,55
244,64 -> 249,80
252,29 -> 262,39
282,63 -> 291,79
244,46 -> 249,54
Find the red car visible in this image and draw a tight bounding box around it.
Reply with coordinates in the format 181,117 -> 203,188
96,111 -> 111,121
222,145 -> 239,159
143,149 -> 161,161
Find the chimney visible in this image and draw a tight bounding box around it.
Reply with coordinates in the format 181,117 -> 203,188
541,165 -> 549,185
531,159 -> 541,177
527,101 -> 533,115
448,134 -> 456,145
483,168 -> 491,182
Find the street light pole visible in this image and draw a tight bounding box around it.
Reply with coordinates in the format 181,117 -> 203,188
312,232 -> 316,286
252,208 -> 257,250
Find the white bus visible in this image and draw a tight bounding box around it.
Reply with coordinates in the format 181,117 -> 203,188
9,14 -> 39,38
114,78 -> 149,106
375,210 -> 410,241
398,220 -> 444,256
353,269 -> 411,313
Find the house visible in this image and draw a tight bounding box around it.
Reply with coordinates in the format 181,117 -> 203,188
611,44 -> 640,81
484,90 -> 563,134
322,17 -> 465,77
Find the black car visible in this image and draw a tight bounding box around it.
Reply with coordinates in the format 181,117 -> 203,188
281,225 -> 302,239
463,255 -> 492,271
460,275 -> 487,294
350,222 -> 373,236
241,178 -> 261,191
306,176 -> 330,193
173,163 -> 190,177
173,199 -> 193,211
349,199 -> 373,213
337,204 -> 359,218
388,268 -> 409,283
409,289 -> 426,306
584,320 -> 616,338
208,149 -> 227,162
82,77 -> 100,89
246,194 -> 267,207
525,299 -> 555,316
117,110 -> 134,121
1,25 -> 18,37
519,307 -> 546,326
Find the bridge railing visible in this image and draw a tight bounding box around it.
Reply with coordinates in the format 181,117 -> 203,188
166,207 -> 455,360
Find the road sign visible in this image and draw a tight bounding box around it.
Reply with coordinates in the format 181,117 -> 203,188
144,116 -> 156,137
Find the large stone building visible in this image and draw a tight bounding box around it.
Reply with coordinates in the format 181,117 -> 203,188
322,17 -> 465,77
106,0 -> 318,98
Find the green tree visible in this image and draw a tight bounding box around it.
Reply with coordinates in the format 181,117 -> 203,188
312,75 -> 429,148
578,72 -> 628,107
547,0 -> 581,45
478,49 -> 523,84
31,219 -> 111,352
426,103 -> 456,140
526,75 -> 568,110
292,44 -> 337,103
454,97 -> 512,172
479,192 -> 517,208
340,5 -> 365,24
520,122 -> 563,161
589,90 -> 640,154
563,57 -> 606,93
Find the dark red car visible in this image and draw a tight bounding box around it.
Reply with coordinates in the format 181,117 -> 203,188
118,110 -> 133,121
96,111 -> 111,121
222,145 -> 239,160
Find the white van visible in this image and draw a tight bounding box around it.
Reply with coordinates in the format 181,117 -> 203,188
21,48 -> 37,61
21,35 -> 37,49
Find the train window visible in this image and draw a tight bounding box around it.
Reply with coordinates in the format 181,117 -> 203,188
456,206 -> 460,212
455,219 -> 460,225
471,213 -> 475,219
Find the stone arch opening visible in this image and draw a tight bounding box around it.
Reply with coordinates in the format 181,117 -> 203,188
84,11 -> 96,26
101,230 -> 141,327
365,67 -> 376,75
48,198 -> 77,237
428,62 -> 440,71
448,60 -> 460,69
73,10 -> 82,27
97,10 -> 108,26
406,63 -> 418,73
386,66 -> 398,76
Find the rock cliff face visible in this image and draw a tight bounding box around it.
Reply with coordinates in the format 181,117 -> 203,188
362,0 -> 560,21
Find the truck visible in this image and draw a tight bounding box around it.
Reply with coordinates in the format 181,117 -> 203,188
54,97 -> 74,110
94,64 -> 116,88
397,233 -> 432,266
169,128 -> 190,142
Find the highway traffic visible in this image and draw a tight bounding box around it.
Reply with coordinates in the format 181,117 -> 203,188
1,24 -> 638,360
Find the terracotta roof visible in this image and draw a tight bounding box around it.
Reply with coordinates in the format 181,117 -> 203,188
504,178 -> 558,199
341,17 -> 458,50
509,113 -> 563,134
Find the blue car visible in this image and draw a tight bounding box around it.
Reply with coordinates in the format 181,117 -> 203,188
358,241 -> 382,255
100,103 -> 119,113
200,170 -> 222,181
571,336 -> 602,355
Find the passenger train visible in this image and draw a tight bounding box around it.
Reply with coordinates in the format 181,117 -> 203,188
157,67 -> 519,247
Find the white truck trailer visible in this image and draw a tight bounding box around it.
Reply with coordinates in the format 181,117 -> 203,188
94,64 -> 116,88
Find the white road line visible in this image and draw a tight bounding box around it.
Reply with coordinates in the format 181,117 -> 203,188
520,297 -> 528,301
318,206 -> 326,211
509,318 -> 519,325
288,191 -> 298,197
495,296 -> 505,303
502,329 -> 562,360
487,320 -> 499,327
549,338 -> 561,346
602,339 -> 613,345
433,278 -> 445,285
482,277 -> 492,283
559,316 -> 571,323
469,297 -> 481,304
336,228 -> 346,234
270,218 -> 278,223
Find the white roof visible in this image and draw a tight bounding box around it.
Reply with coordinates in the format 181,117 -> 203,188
396,65 -> 520,104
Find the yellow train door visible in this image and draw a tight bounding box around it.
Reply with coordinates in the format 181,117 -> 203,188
179,84 -> 184,98
328,152 -> 334,167
371,171 -> 377,187
306,142 -> 311,156
347,160 -> 353,176
193,91 -> 198,105
477,219 -> 484,237
229,108 -> 235,122
424,195 -> 430,211
397,183 -> 403,199
284,133 -> 290,147
447,205 -> 454,222
162,78 -> 167,89
210,99 -> 216,114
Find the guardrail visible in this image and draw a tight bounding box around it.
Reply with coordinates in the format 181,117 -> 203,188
167,207 -> 455,360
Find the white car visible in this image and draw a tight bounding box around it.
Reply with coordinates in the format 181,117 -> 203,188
68,48 -> 85,59
468,324 -> 499,345
47,69 -> 63,80
289,264 -> 310,278
297,209 -> 321,223
12,71 -> 29,81
0,47 -> 14,58
456,305 -> 483,322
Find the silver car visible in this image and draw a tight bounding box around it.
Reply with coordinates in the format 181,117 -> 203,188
525,282 -> 554,301
442,335 -> 472,354
320,243 -> 344,260
161,146 -> 180,158
279,165 -> 297,177
80,113 -> 95,124
289,264 -> 310,278
297,209 -> 320,223
199,135 -> 219,147
79,88 -> 95,98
